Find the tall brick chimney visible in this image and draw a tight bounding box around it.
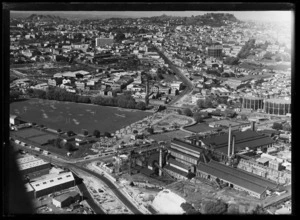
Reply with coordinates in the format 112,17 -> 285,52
231,135 -> 235,156
228,124 -> 232,157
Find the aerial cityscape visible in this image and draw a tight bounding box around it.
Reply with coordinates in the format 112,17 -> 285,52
7,9 -> 292,215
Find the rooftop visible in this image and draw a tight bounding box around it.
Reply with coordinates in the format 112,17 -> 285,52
18,159 -> 50,171
53,191 -> 80,203
201,130 -> 275,154
171,139 -> 203,155
30,172 -> 75,192
197,160 -> 278,194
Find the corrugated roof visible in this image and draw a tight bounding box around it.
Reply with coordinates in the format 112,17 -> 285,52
202,130 -> 275,154
164,164 -> 188,177
30,172 -> 75,191
171,139 -> 202,154
53,191 -> 80,203
19,159 -> 50,171
197,160 -> 278,194
168,158 -> 190,170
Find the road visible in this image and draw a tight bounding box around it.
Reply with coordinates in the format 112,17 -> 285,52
72,164 -> 143,214
77,182 -> 105,214
12,142 -> 143,214
262,185 -> 291,208
151,45 -> 194,107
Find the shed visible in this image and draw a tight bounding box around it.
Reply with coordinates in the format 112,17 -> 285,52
52,191 -> 81,208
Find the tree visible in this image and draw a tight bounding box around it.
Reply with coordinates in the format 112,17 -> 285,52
263,51 -> 273,60
136,101 -> 147,110
77,95 -> 91,103
183,108 -> 193,117
227,204 -> 239,214
67,130 -> 74,137
241,114 -> 248,121
147,127 -> 154,134
54,138 -> 63,148
93,129 -> 101,138
272,122 -> 283,130
193,112 -> 204,123
282,123 -> 291,132
224,57 -> 239,65
157,71 -> 164,80
65,142 -> 75,152
180,202 -> 199,214
104,132 -> 111,138
203,200 -> 228,214
133,130 -> 138,134
275,56 -> 282,62
197,99 -> 205,108
114,32 -> 125,43
237,39 -> 255,59
82,129 -> 89,136
204,98 -> 213,108
251,205 -> 266,214
177,109 -> 182,115
10,90 -> 22,102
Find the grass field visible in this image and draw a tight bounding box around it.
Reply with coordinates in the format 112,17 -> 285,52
10,99 -> 152,134
12,128 -> 46,138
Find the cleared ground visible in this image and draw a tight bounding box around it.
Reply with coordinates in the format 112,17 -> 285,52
184,123 -> 215,133
10,99 -> 152,134
149,130 -> 190,144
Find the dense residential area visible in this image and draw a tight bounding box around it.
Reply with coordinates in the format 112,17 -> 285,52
7,10 -> 292,215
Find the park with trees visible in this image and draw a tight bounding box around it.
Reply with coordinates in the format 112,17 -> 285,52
26,86 -> 148,110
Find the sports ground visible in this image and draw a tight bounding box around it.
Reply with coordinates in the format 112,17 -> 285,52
10,99 -> 152,134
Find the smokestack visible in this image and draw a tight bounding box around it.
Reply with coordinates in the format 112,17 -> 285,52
228,124 -> 232,157
159,149 -> 162,176
231,135 -> 235,156
251,121 -> 255,131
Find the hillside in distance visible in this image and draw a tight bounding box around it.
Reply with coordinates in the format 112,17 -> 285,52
25,14 -> 69,22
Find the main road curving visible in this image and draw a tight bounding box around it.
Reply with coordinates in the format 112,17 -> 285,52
71,164 -> 143,214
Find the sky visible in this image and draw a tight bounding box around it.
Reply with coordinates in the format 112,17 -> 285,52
12,11 -> 292,23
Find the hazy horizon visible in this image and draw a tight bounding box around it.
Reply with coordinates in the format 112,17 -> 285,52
11,11 -> 292,22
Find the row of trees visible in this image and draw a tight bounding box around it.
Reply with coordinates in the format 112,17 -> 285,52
179,199 -> 267,215
272,122 -> 291,131
237,39 -> 256,59
177,108 -> 209,123
10,90 -> 23,102
223,56 -> 240,65
27,87 -> 147,110
48,138 -> 76,152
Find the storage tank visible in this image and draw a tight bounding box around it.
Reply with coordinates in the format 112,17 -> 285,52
264,98 -> 291,115
242,96 -> 264,110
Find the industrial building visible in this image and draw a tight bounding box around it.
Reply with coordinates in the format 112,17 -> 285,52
52,191 -> 81,208
242,96 -> 264,110
165,138 -> 203,178
30,172 -> 76,198
198,124 -> 275,161
196,160 -> 278,199
237,157 -> 291,185
17,156 -> 51,176
264,98 -> 291,115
